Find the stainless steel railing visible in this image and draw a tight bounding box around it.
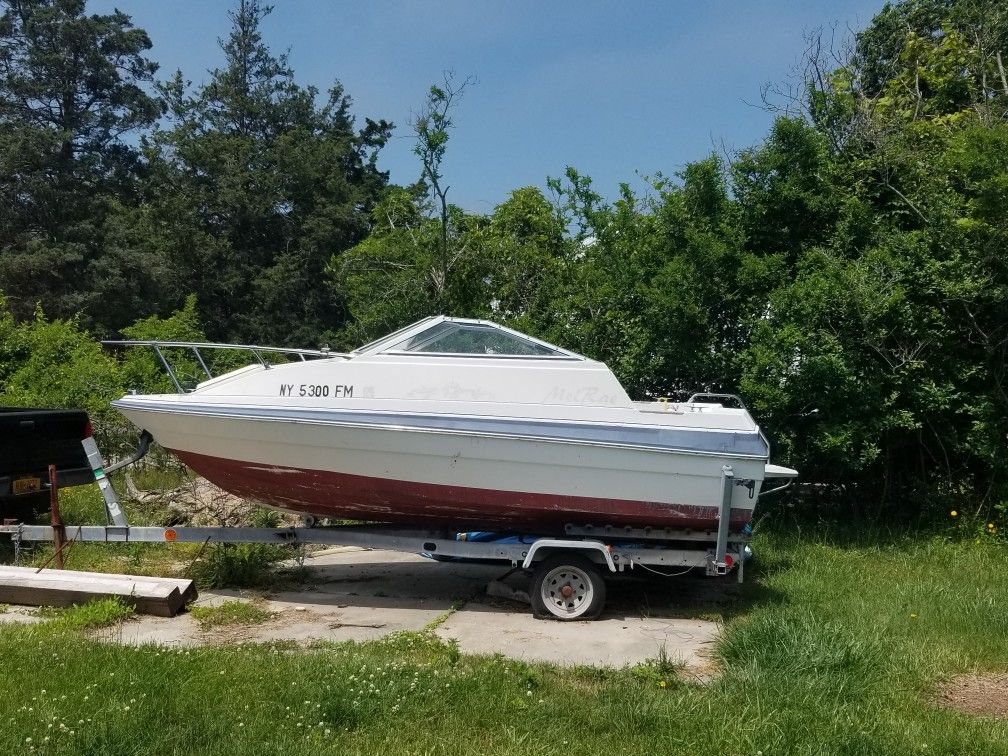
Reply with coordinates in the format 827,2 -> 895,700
102,340 -> 348,394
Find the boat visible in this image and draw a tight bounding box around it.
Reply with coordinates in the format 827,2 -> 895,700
110,316 -> 797,535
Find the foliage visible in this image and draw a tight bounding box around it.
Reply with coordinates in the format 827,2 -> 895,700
331,74 -> 480,347
411,71 -> 475,304
40,597 -> 134,631
117,294 -> 208,394
0,291 -> 230,451
188,543 -> 290,589
187,507 -> 290,589
0,296 -> 124,439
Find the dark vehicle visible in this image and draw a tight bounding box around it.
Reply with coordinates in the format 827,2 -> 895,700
0,408 -> 93,521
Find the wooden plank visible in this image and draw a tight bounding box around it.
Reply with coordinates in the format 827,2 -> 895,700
176,581 -> 198,605
0,566 -> 196,617
0,583 -> 182,617
3,572 -> 196,596
0,566 -> 197,601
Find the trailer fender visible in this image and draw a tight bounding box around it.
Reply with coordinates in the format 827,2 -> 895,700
521,539 -> 616,573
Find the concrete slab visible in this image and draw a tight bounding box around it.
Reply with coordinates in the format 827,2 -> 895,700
0,606 -> 44,626
119,614 -> 197,646
2,548 -> 731,671
435,603 -> 718,669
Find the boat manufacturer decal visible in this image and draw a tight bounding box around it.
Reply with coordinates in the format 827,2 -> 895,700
542,385 -> 624,406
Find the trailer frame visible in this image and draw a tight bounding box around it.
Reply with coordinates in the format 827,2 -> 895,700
1,521 -> 749,577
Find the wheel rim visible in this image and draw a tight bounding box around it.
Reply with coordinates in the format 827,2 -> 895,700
540,564 -> 594,619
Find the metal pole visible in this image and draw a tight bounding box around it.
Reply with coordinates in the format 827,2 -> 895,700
48,464 -> 65,569
714,465 -> 733,567
82,437 -> 129,527
153,345 -> 184,393
191,346 -> 213,381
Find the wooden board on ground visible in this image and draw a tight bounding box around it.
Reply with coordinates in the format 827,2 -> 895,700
0,565 -> 198,617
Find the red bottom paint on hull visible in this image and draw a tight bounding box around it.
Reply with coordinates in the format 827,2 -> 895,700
172,449 -> 752,534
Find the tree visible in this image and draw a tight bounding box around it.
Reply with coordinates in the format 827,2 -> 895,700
0,294 -> 126,445
480,186 -> 567,331
542,160 -> 751,399
333,73 -> 483,344
734,0 -> 1008,519
0,0 -> 160,325
146,0 -> 391,345
411,71 -> 475,303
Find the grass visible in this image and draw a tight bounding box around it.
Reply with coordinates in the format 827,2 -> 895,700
0,529 -> 1006,754
190,599 -> 275,629
38,598 -> 134,631
128,463 -> 193,492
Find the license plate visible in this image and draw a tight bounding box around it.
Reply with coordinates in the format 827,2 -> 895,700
12,477 -> 41,495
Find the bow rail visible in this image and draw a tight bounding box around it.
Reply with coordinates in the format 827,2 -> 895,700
102,340 -> 347,394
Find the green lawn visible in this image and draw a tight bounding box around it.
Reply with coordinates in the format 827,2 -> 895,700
1,530 -> 1006,755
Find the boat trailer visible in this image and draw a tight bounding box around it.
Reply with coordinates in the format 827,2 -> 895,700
0,439 -> 752,621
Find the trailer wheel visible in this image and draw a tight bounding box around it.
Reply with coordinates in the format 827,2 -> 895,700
530,554 -> 606,621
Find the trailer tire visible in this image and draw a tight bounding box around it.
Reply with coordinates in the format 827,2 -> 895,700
530,554 -> 606,621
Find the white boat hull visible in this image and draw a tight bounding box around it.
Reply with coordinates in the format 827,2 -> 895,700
116,402 -> 767,533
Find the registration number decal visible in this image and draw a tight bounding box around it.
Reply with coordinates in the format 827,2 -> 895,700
279,383 -> 353,398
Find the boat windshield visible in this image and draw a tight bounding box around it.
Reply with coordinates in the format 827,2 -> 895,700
390,321 -> 565,356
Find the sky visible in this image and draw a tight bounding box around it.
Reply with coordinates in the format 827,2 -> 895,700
92,0 -> 885,212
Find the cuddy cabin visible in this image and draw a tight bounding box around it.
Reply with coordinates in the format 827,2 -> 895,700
176,316 -> 767,455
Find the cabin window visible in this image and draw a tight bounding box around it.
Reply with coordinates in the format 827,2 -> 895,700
391,322 -> 563,356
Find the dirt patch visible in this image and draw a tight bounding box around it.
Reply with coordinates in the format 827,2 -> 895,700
125,474 -> 303,528
935,673 -> 1008,718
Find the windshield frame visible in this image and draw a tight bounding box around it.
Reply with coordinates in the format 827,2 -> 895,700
352,316 -> 585,360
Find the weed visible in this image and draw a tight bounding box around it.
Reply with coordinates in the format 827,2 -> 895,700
190,599 -> 275,629
630,643 -> 686,689
128,464 -> 193,492
188,543 -> 290,588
